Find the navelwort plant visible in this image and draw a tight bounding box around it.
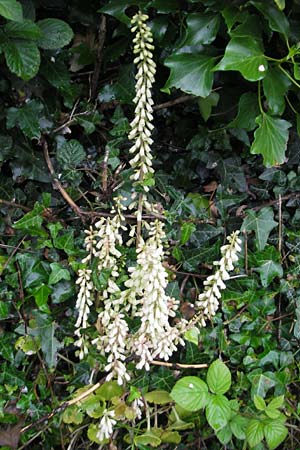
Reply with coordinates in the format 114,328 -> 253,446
74,11 -> 241,442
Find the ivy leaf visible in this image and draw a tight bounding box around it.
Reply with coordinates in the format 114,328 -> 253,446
198,92 -> 219,122
163,53 -> 215,97
242,207 -> 277,251
7,100 -> 44,139
255,259 -> 283,287
264,420 -> 288,450
35,317 -> 63,368
263,67 -> 290,115
215,36 -> 268,82
170,376 -> 209,411
228,92 -> 259,131
183,13 -> 220,46
30,284 -> 52,312
99,0 -> 148,25
4,20 -> 42,40
37,19 -> 74,49
180,222 -> 196,245
4,39 -> 40,80
49,262 -> 71,285
0,0 -> 23,22
251,1 -> 289,35
251,113 -> 291,167
207,360 -> 232,394
205,394 -> 231,432
246,419 -> 265,447
57,139 -> 86,169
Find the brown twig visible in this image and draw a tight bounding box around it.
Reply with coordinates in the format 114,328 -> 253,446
0,199 -> 30,211
101,146 -> 109,194
252,192 -> 300,211
90,15 -> 106,101
41,136 -> 85,220
0,236 -> 27,276
151,360 -> 208,369
153,95 -> 196,111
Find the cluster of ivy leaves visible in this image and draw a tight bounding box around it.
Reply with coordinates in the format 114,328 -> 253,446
1,0 -> 300,449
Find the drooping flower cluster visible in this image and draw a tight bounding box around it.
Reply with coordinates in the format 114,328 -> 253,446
128,11 -> 156,188
124,220 -> 184,370
96,409 -> 117,442
195,231 -> 242,323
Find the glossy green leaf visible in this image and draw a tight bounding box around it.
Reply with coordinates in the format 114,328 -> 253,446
229,92 -> 260,131
170,376 -> 209,411
184,13 -> 220,46
207,360 -> 232,394
96,380 -> 124,400
246,419 -> 265,447
31,284 -> 52,311
264,420 -> 288,450
180,222 -> 196,245
254,395 -> 266,411
49,262 -> 71,285
0,0 -> 23,22
251,1 -> 289,35
4,39 -> 40,80
263,67 -> 290,115
215,37 -> 268,82
5,20 -> 42,40
198,91 -> 219,122
37,19 -> 73,49
251,113 -> 291,167
7,100 -> 44,139
274,0 -> 285,9
57,139 -> 86,168
221,6 -> 248,31
206,394 -> 231,431
150,0 -> 179,13
163,53 -> 215,97
100,0 -> 148,25
242,207 -> 278,251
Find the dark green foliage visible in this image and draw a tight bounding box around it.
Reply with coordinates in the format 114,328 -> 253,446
0,0 -> 300,449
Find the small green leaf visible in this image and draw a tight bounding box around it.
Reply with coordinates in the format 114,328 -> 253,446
180,222 -> 196,245
254,395 -> 267,411
160,430 -> 181,444
216,425 -> 232,444
267,395 -> 284,410
206,394 -> 231,431
4,39 -> 40,80
163,53 -> 215,97
96,381 -> 124,400
230,414 -> 248,440
251,113 -> 291,167
170,376 -> 209,411
255,259 -> 283,287
62,405 -> 84,424
198,92 -> 219,122
144,390 -> 172,405
251,1 -> 289,35
183,13 -> 220,46
57,139 -> 86,169
263,67 -> 290,115
273,0 -> 285,10
15,335 -> 40,355
242,207 -> 277,251
5,20 -> 42,40
207,360 -> 232,395
246,419 -> 265,447
184,327 -> 199,346
49,262 -> 71,285
0,0 -> 23,22
215,36 -> 268,82
7,100 -> 44,139
37,19 -> 73,49
31,284 -> 52,311
87,424 -> 103,444
228,92 -> 260,131
134,431 -> 161,447
264,420 -> 288,450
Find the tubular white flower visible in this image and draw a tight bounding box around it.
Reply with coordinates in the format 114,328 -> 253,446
74,268 -> 94,359
96,409 -> 117,442
195,231 -> 242,323
129,11 -> 156,197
